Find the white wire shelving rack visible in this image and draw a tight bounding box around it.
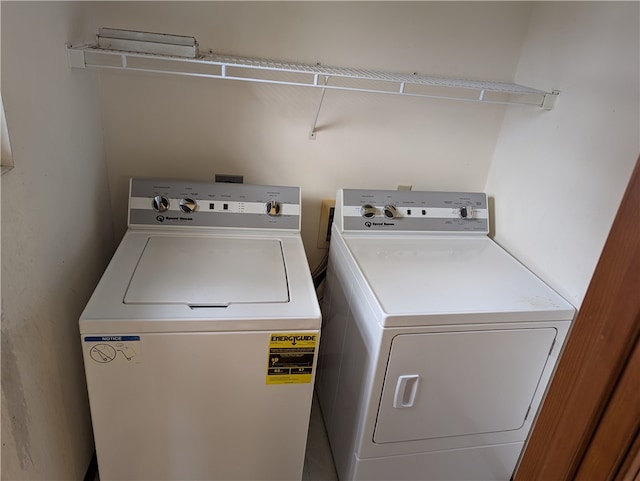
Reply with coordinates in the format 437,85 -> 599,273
66,43 -> 559,139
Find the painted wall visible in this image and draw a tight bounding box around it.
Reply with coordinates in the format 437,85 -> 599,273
86,1 -> 533,269
485,2 -> 640,307
1,2 -> 114,479
1,3 -> 637,480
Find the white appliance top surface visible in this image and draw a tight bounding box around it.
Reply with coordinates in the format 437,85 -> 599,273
343,235 -> 574,321
80,229 -> 320,333
125,236 -> 288,306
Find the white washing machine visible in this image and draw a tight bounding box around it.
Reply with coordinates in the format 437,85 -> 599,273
80,178 -> 321,481
316,189 -> 575,481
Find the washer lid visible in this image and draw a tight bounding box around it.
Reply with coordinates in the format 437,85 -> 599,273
124,236 -> 289,306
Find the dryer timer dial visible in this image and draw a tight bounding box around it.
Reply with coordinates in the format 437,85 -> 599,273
384,205 -> 399,219
360,204 -> 376,219
459,205 -> 474,219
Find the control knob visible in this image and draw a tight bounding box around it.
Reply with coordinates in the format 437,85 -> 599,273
383,204 -> 399,219
179,198 -> 197,214
152,195 -> 169,213
266,200 -> 282,217
360,204 -> 376,219
459,205 -> 474,219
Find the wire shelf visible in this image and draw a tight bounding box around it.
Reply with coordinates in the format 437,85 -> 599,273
66,43 -> 559,137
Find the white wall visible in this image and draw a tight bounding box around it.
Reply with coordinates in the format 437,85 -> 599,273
1,2 -> 114,479
485,2 -> 640,307
87,1 -> 533,269
1,3 -> 635,479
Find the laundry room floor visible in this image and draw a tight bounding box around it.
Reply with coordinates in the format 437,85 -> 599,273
92,392 -> 337,481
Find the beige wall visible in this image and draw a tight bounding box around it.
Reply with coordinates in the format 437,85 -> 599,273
486,1 -> 640,307
87,1 -> 533,269
1,2 -> 114,479
1,2 -> 638,480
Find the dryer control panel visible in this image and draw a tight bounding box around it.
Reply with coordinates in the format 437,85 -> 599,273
129,178 -> 301,230
339,189 -> 489,233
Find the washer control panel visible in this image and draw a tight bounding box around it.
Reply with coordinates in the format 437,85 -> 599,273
341,189 -> 488,233
129,178 -> 301,230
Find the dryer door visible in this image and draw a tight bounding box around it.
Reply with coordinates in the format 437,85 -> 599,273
373,328 -> 556,443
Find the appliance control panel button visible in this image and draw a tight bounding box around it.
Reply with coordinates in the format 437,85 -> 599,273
265,200 -> 282,216
459,206 -> 474,219
152,195 -> 169,212
179,198 -> 197,213
384,204 -> 399,219
360,204 -> 377,218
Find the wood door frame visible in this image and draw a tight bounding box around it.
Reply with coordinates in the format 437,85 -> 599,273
514,154 -> 640,480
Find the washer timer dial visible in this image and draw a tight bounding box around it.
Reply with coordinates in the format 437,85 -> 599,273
179,198 -> 197,214
265,200 -> 282,217
152,195 -> 169,213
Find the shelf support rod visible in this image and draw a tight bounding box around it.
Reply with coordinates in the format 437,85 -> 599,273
309,75 -> 330,140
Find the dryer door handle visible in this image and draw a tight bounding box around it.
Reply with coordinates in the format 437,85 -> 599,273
393,374 -> 420,408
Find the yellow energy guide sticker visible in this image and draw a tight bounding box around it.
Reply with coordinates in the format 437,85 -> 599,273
266,333 -> 317,384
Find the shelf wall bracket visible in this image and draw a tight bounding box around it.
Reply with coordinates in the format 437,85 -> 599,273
66,43 -> 88,68
309,75 -> 330,140
541,90 -> 560,110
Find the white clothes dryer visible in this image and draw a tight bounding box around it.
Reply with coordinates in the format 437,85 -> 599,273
80,178 -> 321,481
316,189 -> 575,481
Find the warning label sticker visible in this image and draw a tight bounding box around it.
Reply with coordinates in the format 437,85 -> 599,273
84,335 -> 141,364
266,333 -> 317,385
